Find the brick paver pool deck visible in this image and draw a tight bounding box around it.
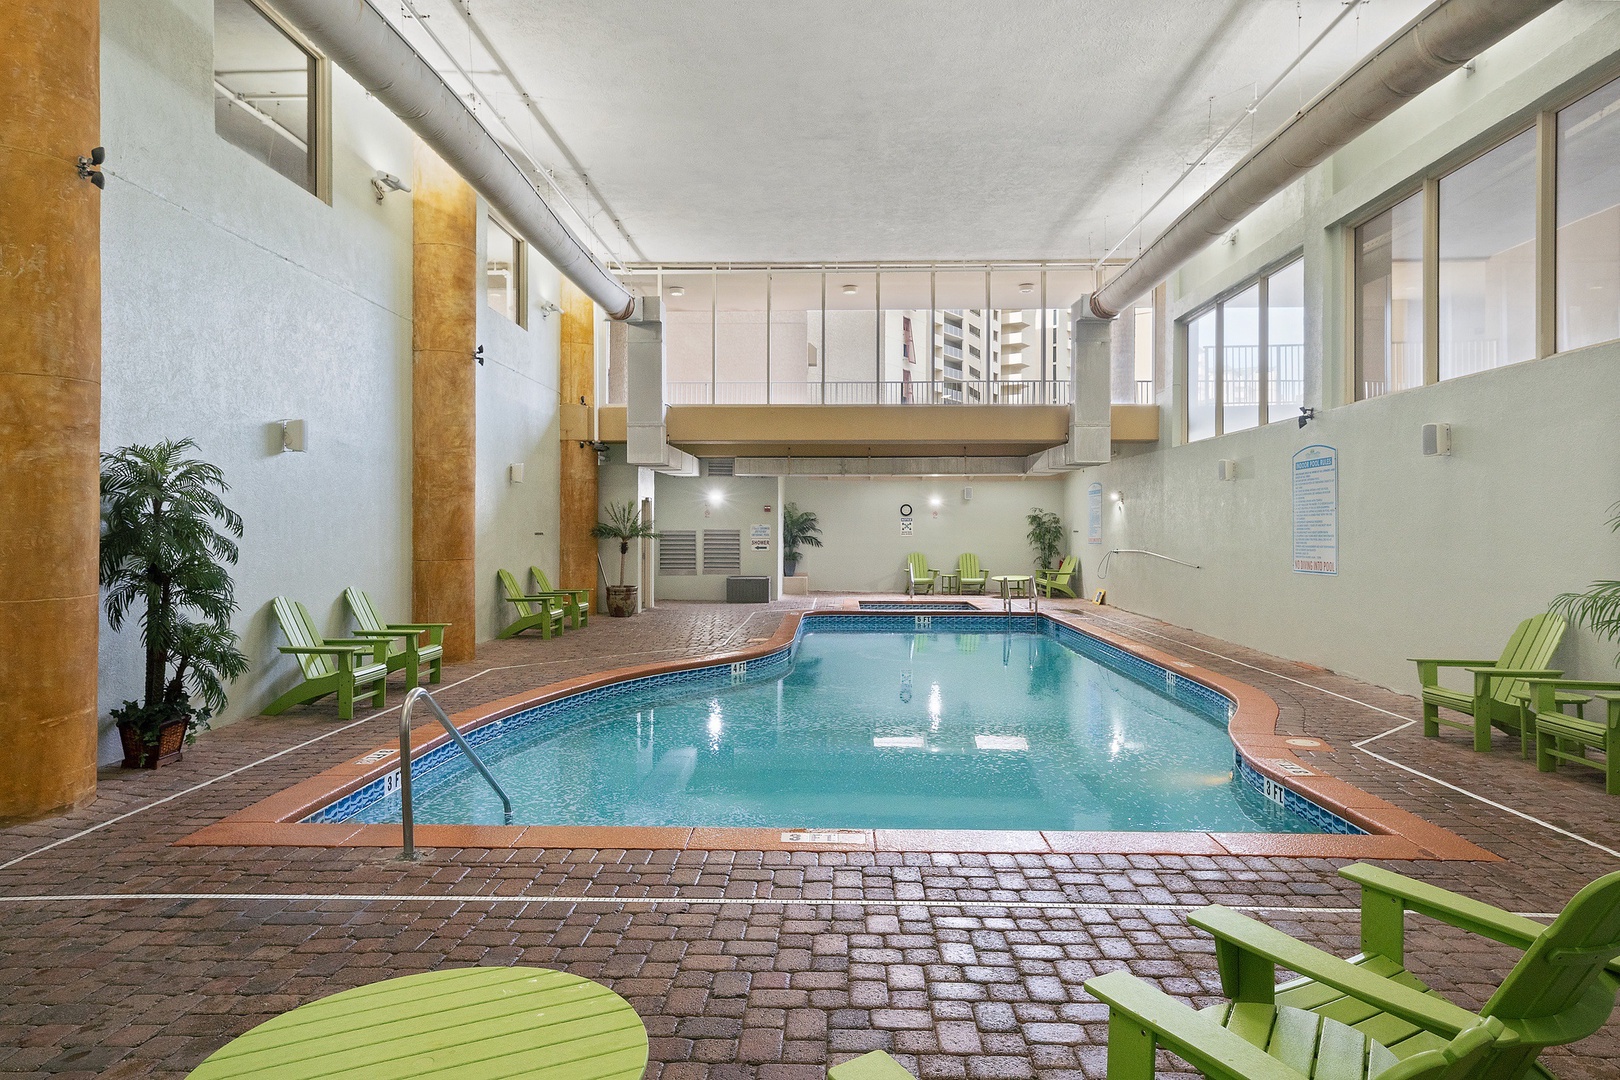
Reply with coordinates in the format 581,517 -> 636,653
3,597 -> 1618,1079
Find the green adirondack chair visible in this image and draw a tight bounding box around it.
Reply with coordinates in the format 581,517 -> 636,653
905,553 -> 935,596
529,565 -> 590,628
497,569 -> 566,639
343,587 -> 446,688
956,553 -> 987,595
1182,862 -> 1620,1080
1412,613 -> 1566,752
265,597 -> 389,720
1036,555 -> 1079,598
1526,678 -> 1620,795
1085,971 -> 1504,1080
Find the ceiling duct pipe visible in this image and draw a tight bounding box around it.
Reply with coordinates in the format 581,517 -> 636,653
271,0 -> 635,320
1090,0 -> 1559,320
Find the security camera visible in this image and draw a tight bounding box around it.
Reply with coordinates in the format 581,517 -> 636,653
371,170 -> 411,203
1297,406 -> 1316,430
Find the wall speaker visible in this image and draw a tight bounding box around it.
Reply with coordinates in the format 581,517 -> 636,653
508,463 -> 526,484
1421,423 -> 1451,457
1216,459 -> 1237,481
279,419 -> 306,453
962,486 -> 973,502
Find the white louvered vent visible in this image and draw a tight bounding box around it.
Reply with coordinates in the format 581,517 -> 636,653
702,529 -> 743,575
659,530 -> 697,575
705,457 -> 735,476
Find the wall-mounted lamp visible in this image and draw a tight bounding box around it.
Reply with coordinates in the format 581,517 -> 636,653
1422,422 -> 1451,457
668,286 -> 686,297
1109,490 -> 1123,506
1018,282 -> 1035,295
279,418 -> 307,453
1297,406 -> 1316,429
77,146 -> 106,190
841,283 -> 859,295
929,494 -> 943,508
371,170 -> 410,203
708,488 -> 725,506
474,344 -> 486,367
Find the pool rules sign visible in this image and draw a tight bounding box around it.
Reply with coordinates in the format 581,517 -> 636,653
1291,444 -> 1338,575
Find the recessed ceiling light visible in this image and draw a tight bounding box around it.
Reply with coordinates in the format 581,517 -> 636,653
668,285 -> 686,297
842,283 -> 859,295
1019,282 -> 1035,294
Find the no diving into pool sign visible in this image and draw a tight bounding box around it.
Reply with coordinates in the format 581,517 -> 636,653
1291,444 -> 1337,575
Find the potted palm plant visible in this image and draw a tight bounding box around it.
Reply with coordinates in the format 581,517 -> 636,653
782,502 -> 822,577
591,500 -> 659,617
101,439 -> 250,768
1026,507 -> 1064,572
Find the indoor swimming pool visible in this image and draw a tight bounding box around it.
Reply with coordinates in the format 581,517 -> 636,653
317,617 -> 1339,834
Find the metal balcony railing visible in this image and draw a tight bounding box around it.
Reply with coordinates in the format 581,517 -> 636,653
663,380 -> 1071,405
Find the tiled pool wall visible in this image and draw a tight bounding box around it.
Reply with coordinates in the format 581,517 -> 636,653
305,612 -> 1362,835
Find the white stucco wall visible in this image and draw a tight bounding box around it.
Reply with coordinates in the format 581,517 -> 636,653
1070,3 -> 1620,696
97,0 -> 566,760
783,478 -> 1070,593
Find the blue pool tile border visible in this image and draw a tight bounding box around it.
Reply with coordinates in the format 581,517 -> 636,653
304,611 -> 1362,837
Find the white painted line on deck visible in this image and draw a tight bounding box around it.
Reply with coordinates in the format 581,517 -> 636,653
1074,609 -> 1620,862
0,890 -> 1563,920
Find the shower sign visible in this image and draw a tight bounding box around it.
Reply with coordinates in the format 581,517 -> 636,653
1291,444 -> 1338,575
750,523 -> 770,551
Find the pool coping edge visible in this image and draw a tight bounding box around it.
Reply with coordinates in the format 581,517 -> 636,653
180,607 -> 1496,861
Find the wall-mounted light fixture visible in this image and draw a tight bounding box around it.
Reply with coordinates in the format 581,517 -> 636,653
371,170 -> 410,203
279,419 -> 307,453
708,488 -> 725,506
1422,422 -> 1451,457
841,283 -> 859,295
668,285 -> 686,297
508,463 -> 525,484
1018,282 -> 1035,295
929,494 -> 943,508
1109,490 -> 1123,507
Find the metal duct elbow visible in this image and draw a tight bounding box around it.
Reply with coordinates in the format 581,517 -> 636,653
271,0 -> 635,320
1091,0 -> 1559,319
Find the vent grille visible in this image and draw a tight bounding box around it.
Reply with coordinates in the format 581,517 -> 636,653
702,529 -> 742,574
659,530 -> 697,575
705,457 -> 735,476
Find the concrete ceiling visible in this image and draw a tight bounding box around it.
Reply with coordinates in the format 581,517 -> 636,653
391,0 -> 1430,265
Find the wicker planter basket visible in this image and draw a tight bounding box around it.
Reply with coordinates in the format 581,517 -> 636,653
118,719 -> 188,769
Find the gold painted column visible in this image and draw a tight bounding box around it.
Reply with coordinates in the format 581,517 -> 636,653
559,280 -> 600,609
411,142 -> 477,662
0,2 -> 101,823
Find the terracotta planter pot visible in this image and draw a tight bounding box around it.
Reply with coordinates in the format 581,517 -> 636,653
118,719 -> 188,769
605,585 -> 638,617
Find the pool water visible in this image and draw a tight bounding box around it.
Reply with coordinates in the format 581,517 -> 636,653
346,627 -> 1317,833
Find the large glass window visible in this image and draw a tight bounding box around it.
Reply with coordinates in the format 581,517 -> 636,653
1221,285 -> 1261,432
486,218 -> 524,327
1439,130 -> 1537,379
1182,260 -> 1299,441
1267,259 -> 1305,420
1187,309 -> 1217,442
213,0 -> 322,195
1557,76 -> 1620,352
1355,193 -> 1424,400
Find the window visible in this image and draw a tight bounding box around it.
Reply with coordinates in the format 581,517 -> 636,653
1355,193 -> 1424,400
1557,76 -> 1620,351
1439,129 -> 1536,379
1181,259 -> 1300,441
213,0 -> 325,197
659,531 -> 697,575
701,530 -> 742,575
1222,285 -> 1261,432
1187,308 -> 1217,442
1267,260 -> 1305,419
487,218 -> 525,327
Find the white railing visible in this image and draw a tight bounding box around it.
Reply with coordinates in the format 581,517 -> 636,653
663,380 -> 1071,405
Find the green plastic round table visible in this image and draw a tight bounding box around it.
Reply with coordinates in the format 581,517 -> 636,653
188,966 -> 648,1080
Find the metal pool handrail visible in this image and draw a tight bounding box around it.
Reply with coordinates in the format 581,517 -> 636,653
399,686 -> 512,860
1097,548 -> 1202,578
